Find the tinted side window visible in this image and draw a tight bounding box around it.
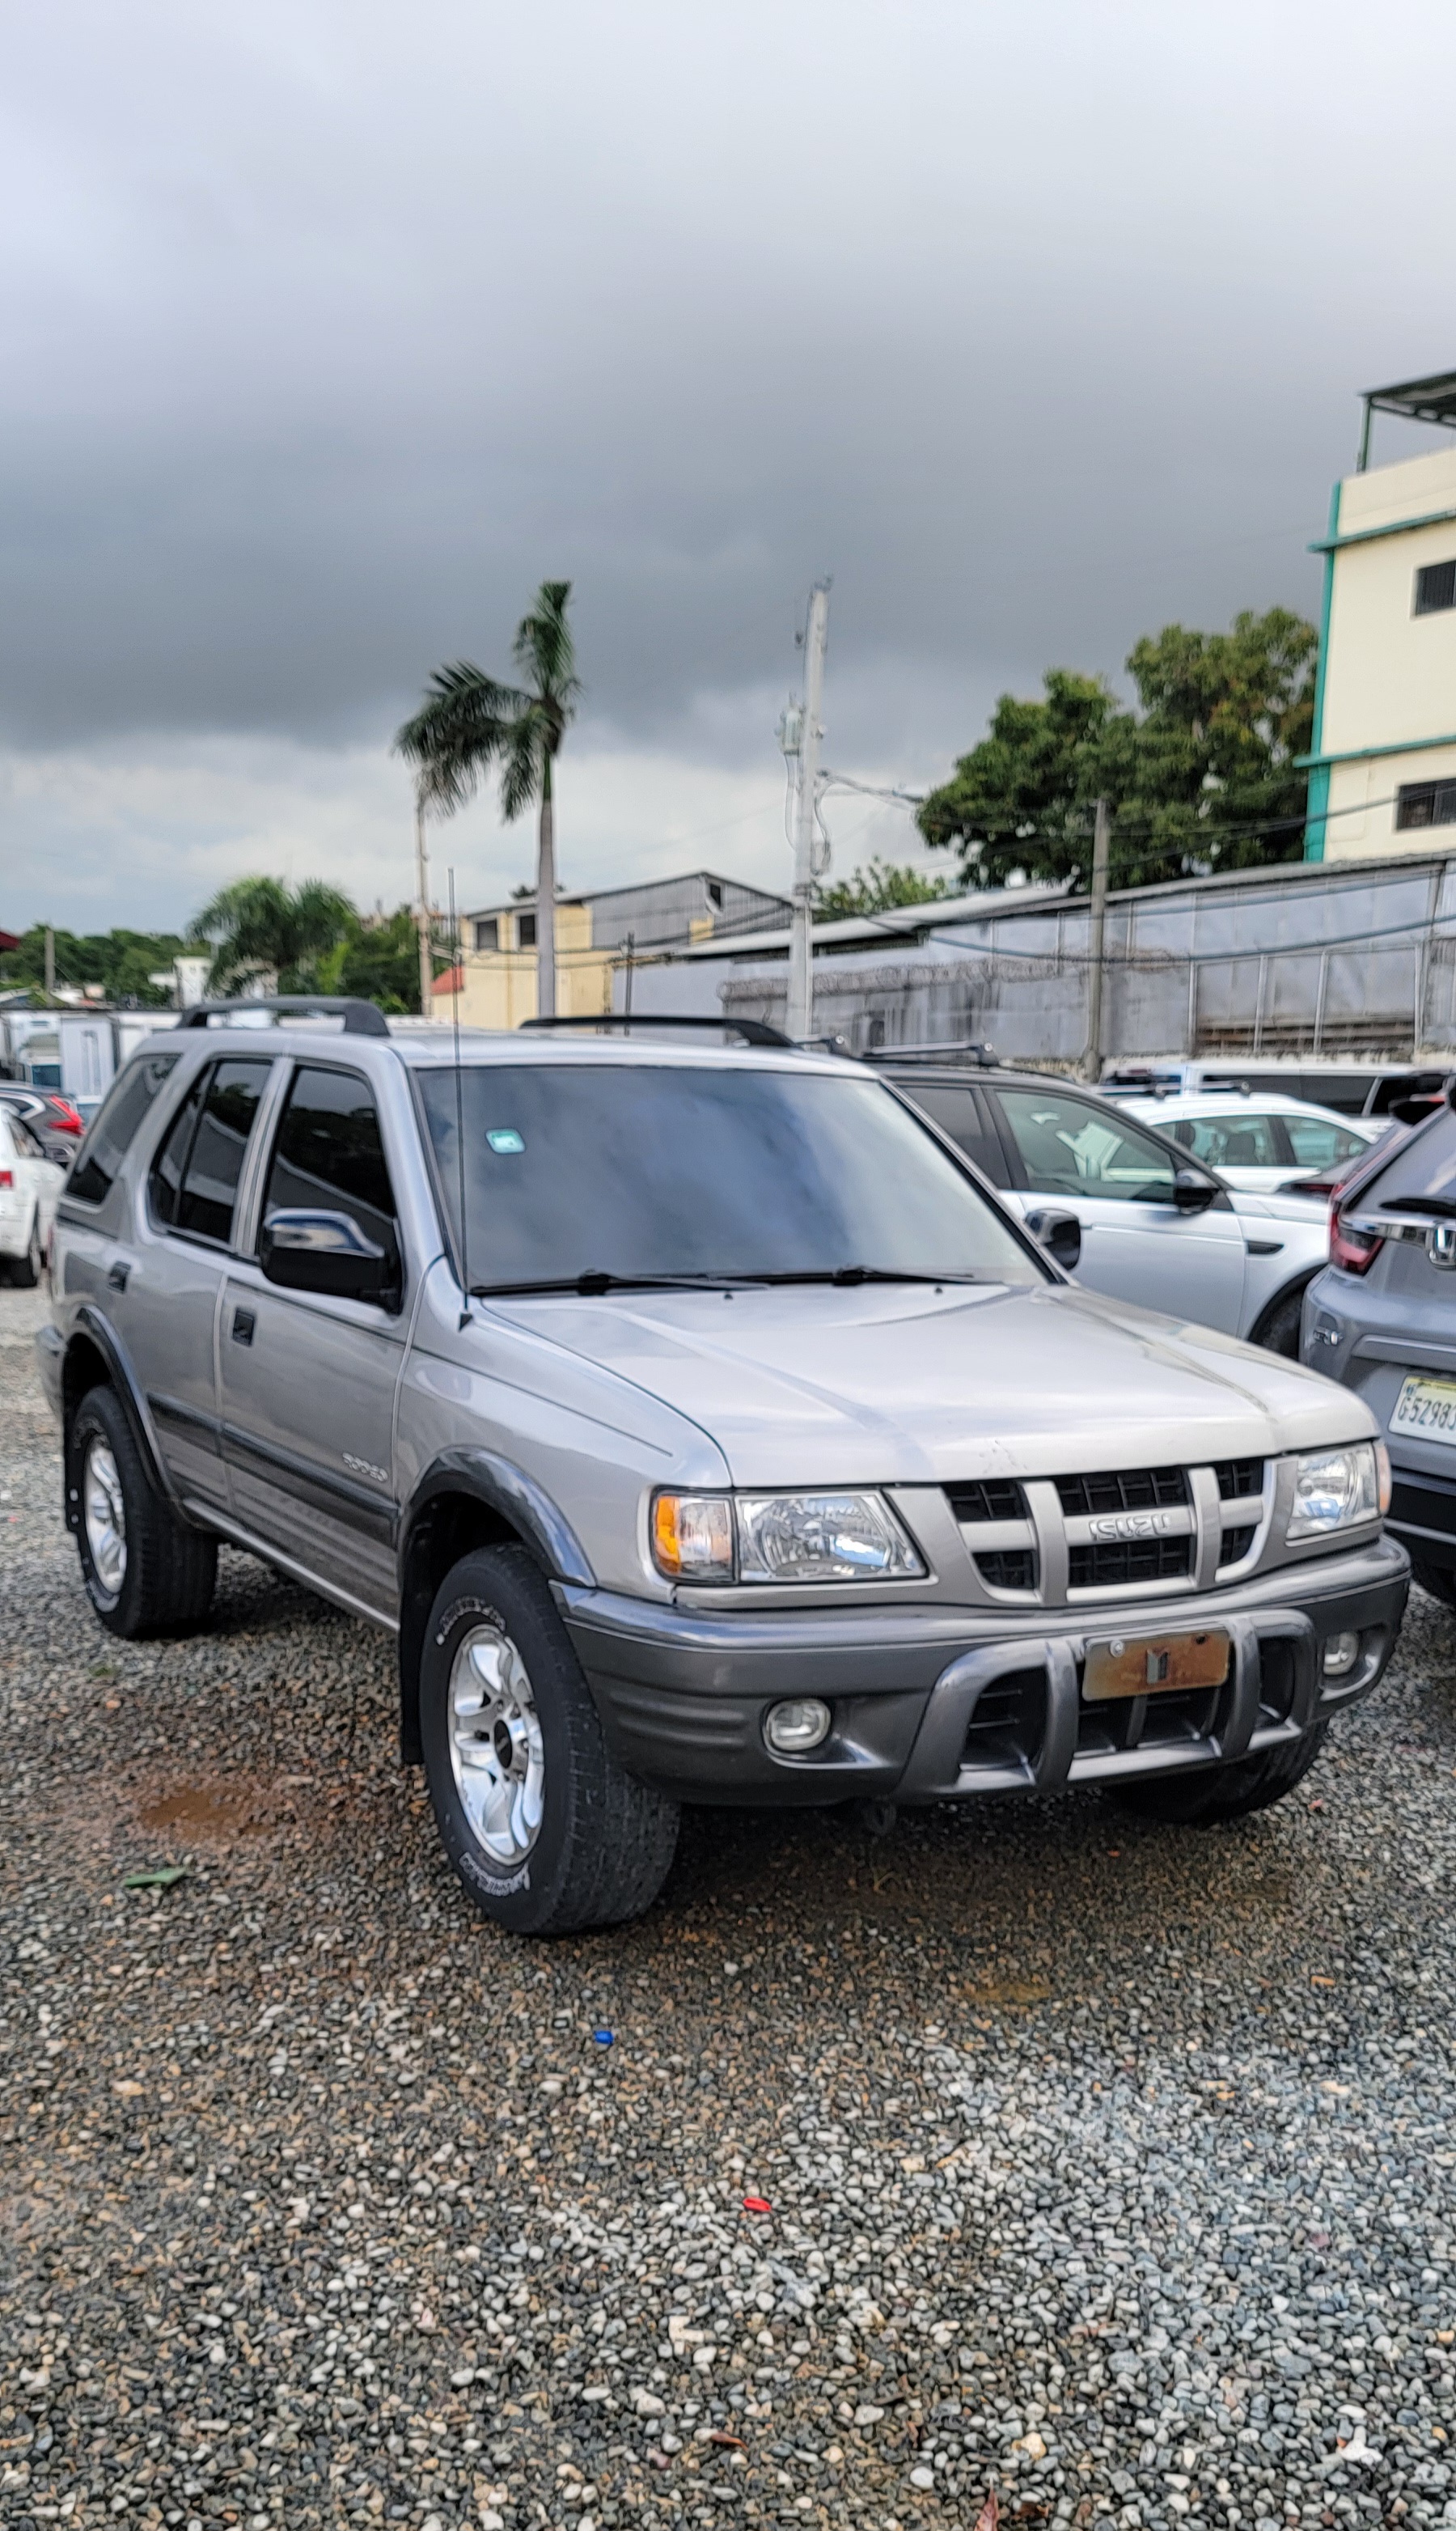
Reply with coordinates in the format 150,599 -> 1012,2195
996,1087 -> 1178,1202
150,1070 -> 209,1228
12,1117 -> 48,1162
261,1066 -> 399,1266
1285,1117 -> 1369,1169
69,1053 -> 181,1205
896,1081 -> 1009,1184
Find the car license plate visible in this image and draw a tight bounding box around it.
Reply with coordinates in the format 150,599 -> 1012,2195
1082,1626 -> 1231,1701
1390,1373 -> 1456,1444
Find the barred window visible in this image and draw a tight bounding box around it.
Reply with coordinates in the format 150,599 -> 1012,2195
1414,558 -> 1456,615
1395,779 -> 1456,831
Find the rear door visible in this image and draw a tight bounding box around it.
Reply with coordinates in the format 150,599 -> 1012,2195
987,1082 -> 1249,1332
218,1061 -> 408,1617
124,1057 -> 277,1511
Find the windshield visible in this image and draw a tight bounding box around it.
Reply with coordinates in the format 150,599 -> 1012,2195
418,1062 -> 1043,1290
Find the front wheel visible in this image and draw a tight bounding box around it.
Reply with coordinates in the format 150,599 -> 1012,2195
419,1545 -> 679,1935
1111,1725 -> 1327,1825
70,1384 -> 218,1637
1412,1558 -> 1456,1611
1252,1280 -> 1309,1359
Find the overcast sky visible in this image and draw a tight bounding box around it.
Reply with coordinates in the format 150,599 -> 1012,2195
4,0 -> 1455,936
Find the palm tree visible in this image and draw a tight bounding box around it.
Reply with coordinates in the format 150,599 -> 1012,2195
394,580 -> 581,1018
188,876 -> 354,999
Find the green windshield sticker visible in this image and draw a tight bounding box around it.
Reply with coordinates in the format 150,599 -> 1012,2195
486,1128 -> 526,1154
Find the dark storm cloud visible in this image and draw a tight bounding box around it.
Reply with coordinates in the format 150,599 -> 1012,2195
4,0 -> 1456,771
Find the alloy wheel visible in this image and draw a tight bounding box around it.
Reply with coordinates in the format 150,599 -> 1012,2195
447,1622 -> 546,1867
83,1437 -> 127,1600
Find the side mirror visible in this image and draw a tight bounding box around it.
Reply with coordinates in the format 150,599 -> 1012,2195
260,1208 -> 392,1305
1025,1206 -> 1081,1270
1172,1168 -> 1217,1215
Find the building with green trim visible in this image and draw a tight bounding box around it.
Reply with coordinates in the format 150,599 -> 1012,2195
1302,371 -> 1456,864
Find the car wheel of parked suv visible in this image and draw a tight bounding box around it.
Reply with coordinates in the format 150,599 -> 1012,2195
9,1211 -> 42,1288
1251,1280 -> 1308,1359
419,1543 -> 680,1935
1111,1723 -> 1327,1825
1411,1559 -> 1456,1610
70,1385 -> 218,1638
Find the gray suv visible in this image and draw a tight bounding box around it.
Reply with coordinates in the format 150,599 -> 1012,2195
40,1002 -> 1408,1934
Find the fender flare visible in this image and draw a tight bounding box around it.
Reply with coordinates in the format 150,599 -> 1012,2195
62,1306 -> 180,1530
396,1447 -> 595,1762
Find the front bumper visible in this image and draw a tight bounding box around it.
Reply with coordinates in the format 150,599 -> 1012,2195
560,1535 -> 1409,1805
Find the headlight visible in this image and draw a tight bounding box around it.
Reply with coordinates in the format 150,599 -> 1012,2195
1285,1443 -> 1381,1541
651,1490 -> 925,1584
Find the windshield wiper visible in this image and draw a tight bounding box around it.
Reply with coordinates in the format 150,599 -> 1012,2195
472,1270 -> 744,1297
471,1266 -> 980,1297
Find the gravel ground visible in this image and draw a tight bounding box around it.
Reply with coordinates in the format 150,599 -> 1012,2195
2,1281 -> 1455,2531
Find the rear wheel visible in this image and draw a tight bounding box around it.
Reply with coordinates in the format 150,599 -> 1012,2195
419,1544 -> 679,1935
70,1384 -> 217,1638
1252,1280 -> 1308,1359
7,1210 -> 41,1287
1112,1725 -> 1327,1825
1412,1558 -> 1456,1610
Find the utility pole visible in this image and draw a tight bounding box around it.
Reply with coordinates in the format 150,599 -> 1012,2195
1082,797 -> 1111,1083
413,793 -> 434,1020
786,580 -> 831,1043
622,931 -> 635,1028
44,927 -> 55,999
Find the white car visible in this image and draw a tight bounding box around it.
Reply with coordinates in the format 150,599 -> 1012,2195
0,1103 -> 65,1285
1120,1091 -> 1382,1194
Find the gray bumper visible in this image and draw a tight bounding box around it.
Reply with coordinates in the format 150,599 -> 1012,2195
560,1536 -> 1409,1806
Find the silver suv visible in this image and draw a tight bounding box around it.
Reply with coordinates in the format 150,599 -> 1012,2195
39,1001 -> 1409,1934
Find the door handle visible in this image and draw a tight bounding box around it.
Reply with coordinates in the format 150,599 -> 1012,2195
107,1260 -> 130,1292
231,1307 -> 256,1346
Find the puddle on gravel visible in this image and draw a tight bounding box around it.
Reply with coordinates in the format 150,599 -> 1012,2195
135,1782 -> 278,1842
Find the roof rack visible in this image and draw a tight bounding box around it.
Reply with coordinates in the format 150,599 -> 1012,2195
178,995 -> 391,1038
864,1039 -> 999,1068
518,1013 -> 794,1049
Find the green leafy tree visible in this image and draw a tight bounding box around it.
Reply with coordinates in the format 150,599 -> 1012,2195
395,580 -> 581,1018
916,608 -> 1317,892
315,905 -> 428,1015
187,876 -> 354,998
813,858 -> 952,918
0,926 -> 188,1005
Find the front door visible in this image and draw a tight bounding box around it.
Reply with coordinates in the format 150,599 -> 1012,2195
218,1060 -> 407,1617
989,1083 -> 1249,1333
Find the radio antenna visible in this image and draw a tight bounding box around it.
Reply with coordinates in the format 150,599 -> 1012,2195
447,866 -> 471,1328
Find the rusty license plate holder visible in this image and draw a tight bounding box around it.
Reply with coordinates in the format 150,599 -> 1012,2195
1082,1625 -> 1231,1702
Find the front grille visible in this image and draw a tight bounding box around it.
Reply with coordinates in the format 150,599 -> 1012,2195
975,1549 -> 1037,1592
947,1477 -> 1026,1522
1078,1682 -> 1220,1757
1218,1524 -> 1256,1567
1056,1466 -> 1187,1516
1214,1457 -> 1264,1501
962,1668 -> 1044,1770
1069,1536 -> 1193,1589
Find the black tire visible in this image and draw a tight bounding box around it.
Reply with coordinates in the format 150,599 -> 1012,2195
8,1209 -> 41,1288
70,1384 -> 218,1639
1253,1280 -> 1309,1359
1412,1558 -> 1456,1610
420,1544 -> 679,1935
1111,1724 -> 1327,1825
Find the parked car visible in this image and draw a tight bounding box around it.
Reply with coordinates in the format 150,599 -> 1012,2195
1301,1090 -> 1456,1608
876,1059 -> 1337,1355
0,1101 -> 66,1284
0,1083 -> 87,1164
1117,1091 -> 1382,1193
38,1000 -> 1407,1933
1099,1062 -> 1454,1118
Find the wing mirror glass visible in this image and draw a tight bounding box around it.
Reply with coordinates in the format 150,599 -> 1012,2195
260,1208 -> 393,1305
1172,1168 -> 1217,1215
1024,1205 -> 1081,1270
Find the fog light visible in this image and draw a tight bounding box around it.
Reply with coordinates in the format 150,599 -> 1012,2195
1323,1631 -> 1360,1677
764,1698 -> 832,1754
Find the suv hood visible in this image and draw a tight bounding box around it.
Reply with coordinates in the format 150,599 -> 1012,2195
488,1279 -> 1372,1486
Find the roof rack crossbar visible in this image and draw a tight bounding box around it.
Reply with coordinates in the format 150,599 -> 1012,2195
518,1013 -> 793,1048
178,995 -> 391,1038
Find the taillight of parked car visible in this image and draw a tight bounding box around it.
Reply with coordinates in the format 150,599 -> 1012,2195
52,1100 -> 84,1133
0,1169 -> 11,1191
1330,1198 -> 1382,1275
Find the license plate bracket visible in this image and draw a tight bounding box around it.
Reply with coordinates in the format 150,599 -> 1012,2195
1082,1626 -> 1231,1702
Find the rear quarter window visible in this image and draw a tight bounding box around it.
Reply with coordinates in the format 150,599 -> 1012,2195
67,1053 -> 182,1206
